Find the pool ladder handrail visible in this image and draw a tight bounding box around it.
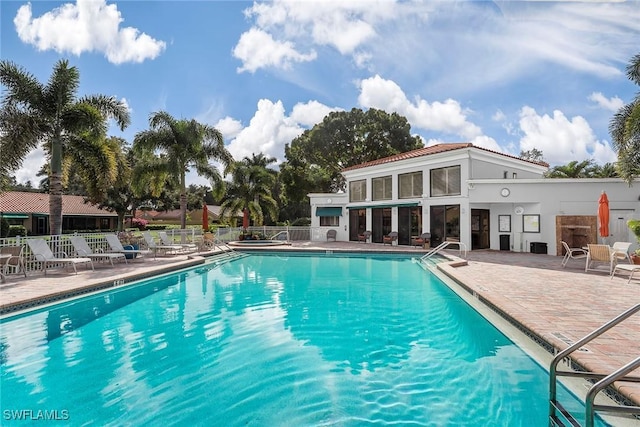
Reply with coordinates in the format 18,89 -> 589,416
270,230 -> 290,242
420,240 -> 467,262
548,303 -> 640,427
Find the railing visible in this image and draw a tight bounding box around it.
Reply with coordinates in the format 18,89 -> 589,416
421,240 -> 468,261
548,303 -> 640,427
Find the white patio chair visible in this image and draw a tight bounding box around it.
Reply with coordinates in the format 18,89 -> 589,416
159,231 -> 197,252
611,241 -> 632,264
105,234 -> 149,260
560,241 -> 587,267
69,236 -> 127,267
142,231 -> 183,258
26,238 -> 94,275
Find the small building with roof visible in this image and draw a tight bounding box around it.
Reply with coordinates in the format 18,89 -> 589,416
0,191 -> 118,235
309,143 -> 640,256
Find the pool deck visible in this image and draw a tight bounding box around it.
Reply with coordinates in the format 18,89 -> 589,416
1,241 -> 639,411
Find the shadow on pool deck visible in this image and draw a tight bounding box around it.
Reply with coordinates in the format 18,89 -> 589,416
1,242 -> 639,409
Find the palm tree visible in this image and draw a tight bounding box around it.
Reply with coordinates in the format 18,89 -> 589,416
0,59 -> 130,235
132,111 -> 233,229
220,154 -> 279,226
545,159 -> 597,178
610,52 -> 640,185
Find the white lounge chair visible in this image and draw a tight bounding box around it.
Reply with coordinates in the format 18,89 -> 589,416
611,241 -> 632,264
159,231 -> 197,252
26,238 -> 94,275
142,231 -> 183,258
561,241 -> 587,267
105,234 -> 149,260
69,236 -> 127,266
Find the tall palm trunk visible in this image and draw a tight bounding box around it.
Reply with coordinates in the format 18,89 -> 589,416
49,136 -> 64,235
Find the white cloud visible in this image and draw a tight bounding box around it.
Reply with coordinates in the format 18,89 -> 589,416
518,106 -> 617,165
588,92 -> 624,112
358,75 -> 483,139
214,117 -> 244,141
290,100 -> 341,127
15,148 -> 46,186
225,99 -> 304,163
233,28 -> 316,73
14,0 -> 165,64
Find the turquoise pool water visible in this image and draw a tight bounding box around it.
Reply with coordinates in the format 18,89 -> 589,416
0,252 -> 605,426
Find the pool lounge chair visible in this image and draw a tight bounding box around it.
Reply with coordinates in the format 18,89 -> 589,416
0,245 -> 27,278
105,234 -> 149,260
26,238 -> 94,275
383,231 -> 398,245
159,231 -> 197,252
610,263 -> 640,284
561,241 -> 587,267
69,236 -> 127,266
142,231 -> 183,258
326,229 -> 337,241
585,244 -> 616,275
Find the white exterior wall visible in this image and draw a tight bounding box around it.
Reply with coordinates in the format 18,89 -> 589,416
469,178 -> 640,255
308,146 -> 640,255
309,193 -> 349,241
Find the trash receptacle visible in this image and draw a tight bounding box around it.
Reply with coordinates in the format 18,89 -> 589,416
499,235 -> 510,251
530,242 -> 547,254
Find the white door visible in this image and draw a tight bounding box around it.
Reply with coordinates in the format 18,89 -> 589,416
609,209 -> 635,249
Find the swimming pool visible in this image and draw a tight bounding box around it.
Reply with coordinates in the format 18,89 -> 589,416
0,252 -> 606,426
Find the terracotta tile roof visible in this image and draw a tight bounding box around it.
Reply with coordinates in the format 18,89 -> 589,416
0,191 -> 117,216
341,143 -> 548,172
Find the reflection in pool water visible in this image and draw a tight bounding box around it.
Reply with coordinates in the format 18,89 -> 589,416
0,253 -> 605,426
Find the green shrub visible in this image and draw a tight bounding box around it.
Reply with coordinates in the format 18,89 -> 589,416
146,224 -> 168,230
7,225 -> 27,237
290,217 -> 311,226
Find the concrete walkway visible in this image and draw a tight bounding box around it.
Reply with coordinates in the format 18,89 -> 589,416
1,242 -> 638,414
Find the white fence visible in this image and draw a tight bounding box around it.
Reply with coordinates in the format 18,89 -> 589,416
0,226 -> 313,276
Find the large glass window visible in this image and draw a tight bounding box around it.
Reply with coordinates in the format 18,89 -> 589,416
349,180 -> 367,202
398,172 -> 422,198
372,176 -> 392,201
429,205 -> 460,247
430,166 -> 461,196
320,216 -> 340,226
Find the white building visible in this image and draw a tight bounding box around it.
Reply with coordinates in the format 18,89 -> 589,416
309,143 -> 640,256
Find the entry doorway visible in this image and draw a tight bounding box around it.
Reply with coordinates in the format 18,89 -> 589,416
349,209 -> 367,241
398,206 -> 422,245
429,205 -> 460,248
471,209 -> 490,249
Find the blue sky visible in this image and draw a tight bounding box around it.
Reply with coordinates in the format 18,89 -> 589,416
2,0 -> 639,187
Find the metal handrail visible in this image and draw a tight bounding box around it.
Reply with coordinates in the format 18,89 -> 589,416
549,303 -> 640,427
421,240 -> 467,261
270,230 -> 290,241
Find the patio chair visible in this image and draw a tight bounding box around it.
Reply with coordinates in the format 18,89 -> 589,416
411,232 -> 431,248
159,231 -> 197,252
105,234 -> 149,260
383,231 -> 398,245
142,231 -> 183,258
0,246 -> 27,278
611,241 -> 632,264
585,244 -> 616,275
69,236 -> 127,267
560,241 -> 587,267
357,230 -> 371,243
326,229 -> 337,241
26,238 -> 94,275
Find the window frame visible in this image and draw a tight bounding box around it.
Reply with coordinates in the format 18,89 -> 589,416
372,175 -> 392,201
430,165 -> 461,197
349,179 -> 367,203
398,171 -> 423,199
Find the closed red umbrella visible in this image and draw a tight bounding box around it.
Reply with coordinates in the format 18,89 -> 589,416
242,208 -> 249,230
598,191 -> 609,241
202,203 -> 209,231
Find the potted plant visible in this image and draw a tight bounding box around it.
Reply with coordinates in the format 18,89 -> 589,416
628,219 -> 640,264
